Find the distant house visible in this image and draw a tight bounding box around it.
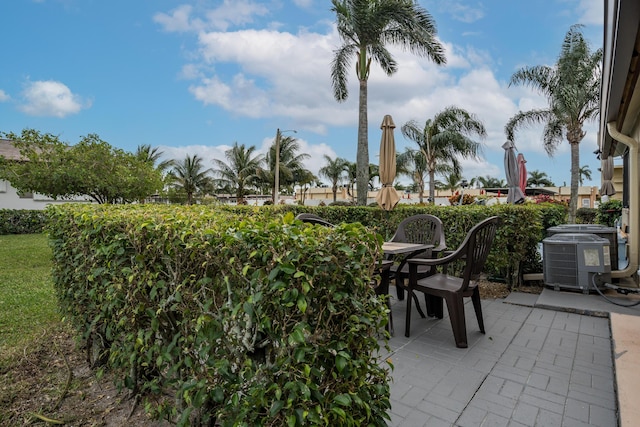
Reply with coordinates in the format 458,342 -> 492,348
0,138 -> 92,210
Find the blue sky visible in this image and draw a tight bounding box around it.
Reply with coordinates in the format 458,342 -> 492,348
0,0 -> 604,189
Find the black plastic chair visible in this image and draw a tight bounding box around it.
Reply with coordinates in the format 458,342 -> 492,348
388,214 -> 446,303
405,216 -> 502,347
294,213 -> 335,228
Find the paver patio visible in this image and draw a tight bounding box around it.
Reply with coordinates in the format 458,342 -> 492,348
381,286 -> 640,426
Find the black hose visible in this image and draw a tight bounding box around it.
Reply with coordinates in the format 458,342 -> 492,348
592,273 -> 640,307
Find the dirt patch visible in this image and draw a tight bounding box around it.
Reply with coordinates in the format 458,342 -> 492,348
0,324 -> 168,427
477,279 -> 511,299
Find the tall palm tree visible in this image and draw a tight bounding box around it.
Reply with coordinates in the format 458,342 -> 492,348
213,142 -> 264,205
578,165 -> 592,186
258,135 -> 311,202
397,148 -> 428,203
330,0 -> 445,206
527,170 -> 555,187
505,24 -> 602,223
170,154 -> 212,205
401,106 -> 486,204
319,155 -> 349,202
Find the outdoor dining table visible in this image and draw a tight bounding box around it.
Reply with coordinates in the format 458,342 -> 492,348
381,241 -> 435,322
382,242 -> 433,255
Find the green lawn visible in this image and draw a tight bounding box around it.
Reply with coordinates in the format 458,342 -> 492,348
0,233 -> 60,350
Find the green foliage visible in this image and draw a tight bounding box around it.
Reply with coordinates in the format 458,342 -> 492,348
596,199 -> 623,227
576,208 -> 597,224
0,209 -> 48,234
281,203 -> 567,286
46,205 -> 391,426
1,129 -> 163,203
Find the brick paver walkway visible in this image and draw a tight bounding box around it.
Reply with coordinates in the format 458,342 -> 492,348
381,292 -> 618,426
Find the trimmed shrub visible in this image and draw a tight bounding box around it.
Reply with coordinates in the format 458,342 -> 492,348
0,209 -> 48,234
596,199 -> 623,227
576,208 -> 597,224
46,204 -> 391,426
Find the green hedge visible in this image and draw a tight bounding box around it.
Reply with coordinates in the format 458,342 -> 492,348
273,202 -> 567,286
0,209 -> 47,234
46,204 -> 391,426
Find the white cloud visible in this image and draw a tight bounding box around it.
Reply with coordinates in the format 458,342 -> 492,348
448,3 -> 485,23
18,80 -> 89,117
154,5 -> 201,33
576,0 -> 603,25
292,0 -> 313,8
154,1 -> 269,33
0,90 -> 9,102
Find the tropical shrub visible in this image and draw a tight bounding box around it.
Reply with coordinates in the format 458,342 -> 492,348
46,205 -> 391,426
596,199 -> 623,227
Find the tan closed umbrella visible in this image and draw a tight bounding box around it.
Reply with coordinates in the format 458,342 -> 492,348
600,156 -> 616,196
376,115 -> 400,211
502,140 -> 525,204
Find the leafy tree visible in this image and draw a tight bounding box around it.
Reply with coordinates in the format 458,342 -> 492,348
169,154 -> 212,205
527,169 -> 555,187
213,142 -> 264,205
579,164 -> 592,186
0,129 -> 162,203
330,0 -> 445,205
258,135 -> 310,202
319,155 -> 349,202
505,24 -> 602,223
401,106 -> 486,204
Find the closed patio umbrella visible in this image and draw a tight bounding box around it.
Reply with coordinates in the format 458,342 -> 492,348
376,115 -> 400,211
502,140 -> 525,204
517,153 -> 527,194
600,156 -> 616,196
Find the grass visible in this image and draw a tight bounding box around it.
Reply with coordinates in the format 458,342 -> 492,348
0,233 -> 60,352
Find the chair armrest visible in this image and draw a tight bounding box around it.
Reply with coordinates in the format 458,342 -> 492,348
407,245 -> 465,267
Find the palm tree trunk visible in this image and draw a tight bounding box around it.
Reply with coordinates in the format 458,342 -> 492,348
428,169 -> 436,204
356,78 -> 369,206
568,140 -> 580,223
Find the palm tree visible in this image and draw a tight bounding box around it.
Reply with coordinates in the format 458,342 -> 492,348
319,155 -> 349,202
330,0 -> 445,206
477,175 -> 506,188
527,170 -> 555,187
505,25 -> 602,223
441,172 -> 463,195
397,148 -> 428,203
135,144 -> 175,174
401,106 -> 486,204
579,165 -> 592,186
170,154 -> 212,205
213,142 -> 264,205
258,135 -> 310,202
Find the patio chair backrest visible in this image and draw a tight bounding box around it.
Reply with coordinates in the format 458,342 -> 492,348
459,216 -> 502,290
390,214 -> 446,258
295,213 -> 335,228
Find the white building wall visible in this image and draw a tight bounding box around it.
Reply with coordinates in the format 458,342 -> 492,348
0,179 -> 93,210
